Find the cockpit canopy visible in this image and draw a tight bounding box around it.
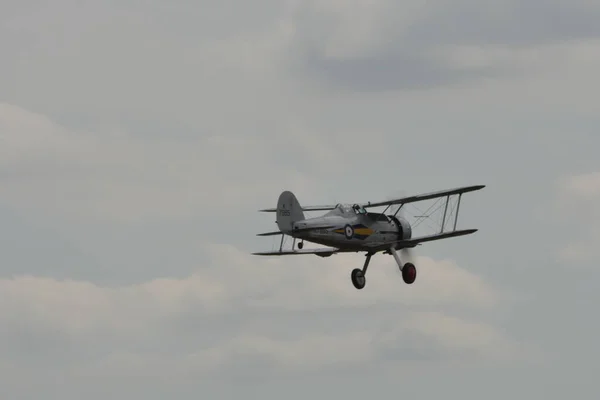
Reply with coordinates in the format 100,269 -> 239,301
334,203 -> 349,213
335,203 -> 367,214
352,204 -> 367,214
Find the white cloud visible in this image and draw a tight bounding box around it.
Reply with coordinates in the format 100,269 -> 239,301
3,1 -> 593,396
554,171 -> 600,263
290,0 -> 429,60
406,311 -> 516,360
205,243 -> 499,310
0,242 -> 510,375
0,103 -> 82,166
559,171 -> 600,198
67,309 -> 518,381
288,0 -> 600,93
0,103 -> 325,222
0,102 -> 402,224
0,243 -> 499,329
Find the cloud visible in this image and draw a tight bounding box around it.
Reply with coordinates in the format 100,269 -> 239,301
0,241 -> 513,377
205,243 -> 500,310
0,102 -> 410,227
554,171 -> 600,263
67,311 -> 517,382
287,0 -> 600,90
0,99 -> 516,381
559,171 -> 600,199
4,0 -> 600,117
2,1 -> 585,396
0,103 -> 325,222
375,311 -> 519,363
0,243 -> 499,327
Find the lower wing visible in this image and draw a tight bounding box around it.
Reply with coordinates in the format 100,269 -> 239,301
366,229 -> 478,252
252,247 -> 340,257
257,225 -> 336,236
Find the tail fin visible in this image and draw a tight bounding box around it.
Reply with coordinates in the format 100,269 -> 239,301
276,191 -> 305,233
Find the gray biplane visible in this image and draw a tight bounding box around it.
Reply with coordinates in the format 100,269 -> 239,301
253,185 -> 485,289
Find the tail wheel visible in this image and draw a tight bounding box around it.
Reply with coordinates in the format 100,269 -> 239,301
351,268 -> 366,290
402,262 -> 416,284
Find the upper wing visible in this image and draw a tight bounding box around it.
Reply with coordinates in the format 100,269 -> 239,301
252,247 -> 340,257
365,229 -> 478,252
362,185 -> 485,208
258,184 -> 484,212
259,205 -> 337,212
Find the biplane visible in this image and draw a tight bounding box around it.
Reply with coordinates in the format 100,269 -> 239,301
253,185 -> 485,289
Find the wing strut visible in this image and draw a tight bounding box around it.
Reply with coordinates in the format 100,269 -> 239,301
441,195 -> 450,233
453,193 -> 462,231
391,204 -> 404,218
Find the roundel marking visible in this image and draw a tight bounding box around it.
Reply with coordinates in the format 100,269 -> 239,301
344,224 -> 354,239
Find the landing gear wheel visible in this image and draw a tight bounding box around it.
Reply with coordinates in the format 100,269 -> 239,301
351,268 -> 366,290
297,241 -> 303,249
402,262 -> 416,284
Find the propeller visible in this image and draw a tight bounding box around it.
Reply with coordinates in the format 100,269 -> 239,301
387,191 -> 415,265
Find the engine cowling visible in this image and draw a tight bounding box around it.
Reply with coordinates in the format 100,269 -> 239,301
388,215 -> 412,240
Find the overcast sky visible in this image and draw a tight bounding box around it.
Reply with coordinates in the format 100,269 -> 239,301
2,1 -> 600,399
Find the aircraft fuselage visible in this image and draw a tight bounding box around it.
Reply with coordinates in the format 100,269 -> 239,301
288,203 -> 412,251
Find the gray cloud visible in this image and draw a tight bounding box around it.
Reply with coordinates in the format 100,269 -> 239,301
553,171 -> 600,263
300,47 -> 501,91
403,0 -> 600,46
0,245 -> 516,395
288,0 -> 600,90
1,0 -> 600,398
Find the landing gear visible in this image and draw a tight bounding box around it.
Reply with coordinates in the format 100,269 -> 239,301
349,250 -> 416,289
389,247 -> 417,285
351,269 -> 365,289
351,253 -> 371,290
297,240 -> 303,249
401,262 -> 416,284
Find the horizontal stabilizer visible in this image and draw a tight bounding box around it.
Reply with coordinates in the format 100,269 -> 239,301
252,247 -> 339,257
260,205 -> 337,212
294,225 -> 335,233
256,231 -> 282,236
257,225 -> 335,237
367,229 -> 478,252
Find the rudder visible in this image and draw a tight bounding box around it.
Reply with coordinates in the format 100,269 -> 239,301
276,191 -> 305,233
